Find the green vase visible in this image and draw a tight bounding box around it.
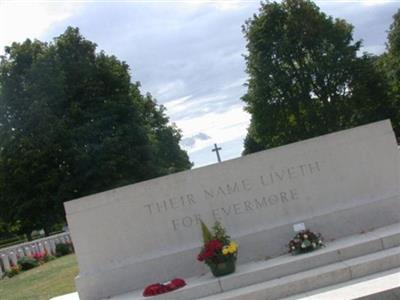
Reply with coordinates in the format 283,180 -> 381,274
209,260 -> 236,277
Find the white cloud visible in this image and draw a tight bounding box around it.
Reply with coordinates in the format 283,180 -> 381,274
317,0 -> 396,5
163,95 -> 192,114
179,0 -> 251,11
177,105 -> 250,153
163,92 -> 234,119
222,77 -> 247,90
212,0 -> 250,11
155,80 -> 186,97
361,0 -> 394,6
0,1 -> 83,53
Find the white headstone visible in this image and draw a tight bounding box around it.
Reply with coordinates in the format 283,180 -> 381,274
1,254 -> 11,271
44,241 -> 52,255
9,252 -> 17,267
65,120 -> 400,300
65,235 -> 71,243
49,240 -> 56,254
17,248 -> 25,258
38,243 -> 45,254
24,246 -> 32,257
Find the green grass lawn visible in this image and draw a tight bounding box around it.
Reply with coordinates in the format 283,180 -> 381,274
0,254 -> 78,300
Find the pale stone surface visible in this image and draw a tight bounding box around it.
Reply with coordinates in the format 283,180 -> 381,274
50,239 -> 56,254
9,251 -> 17,266
52,224 -> 400,300
0,232 -> 71,257
344,246 -> 400,278
200,249 -> 400,300
65,120 -> 400,300
51,269 -> 400,300
44,241 -> 52,255
24,246 -> 32,257
17,248 -> 25,257
1,254 -> 10,271
281,268 -> 400,300
217,224 -> 400,295
38,243 -> 45,254
51,292 -> 79,300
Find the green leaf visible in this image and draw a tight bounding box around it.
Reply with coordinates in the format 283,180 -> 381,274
201,220 -> 213,244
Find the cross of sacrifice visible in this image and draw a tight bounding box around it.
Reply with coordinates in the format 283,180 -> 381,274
212,143 -> 222,163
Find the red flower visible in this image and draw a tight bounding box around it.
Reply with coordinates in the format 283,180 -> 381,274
197,252 -> 205,261
143,283 -> 166,296
171,278 -> 185,288
143,279 -> 186,296
207,239 -> 223,251
166,278 -> 186,290
32,251 -> 47,262
197,239 -> 224,262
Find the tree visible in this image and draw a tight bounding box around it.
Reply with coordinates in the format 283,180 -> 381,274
134,90 -> 192,175
242,0 -> 397,153
379,9 -> 400,141
0,27 -> 191,238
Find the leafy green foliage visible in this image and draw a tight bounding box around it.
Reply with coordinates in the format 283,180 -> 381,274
55,243 -> 72,257
0,27 -> 191,237
378,9 -> 400,140
43,255 -> 56,263
5,266 -> 21,278
200,221 -> 231,245
211,221 -> 231,245
242,0 -> 398,153
18,256 -> 39,270
200,220 -> 213,244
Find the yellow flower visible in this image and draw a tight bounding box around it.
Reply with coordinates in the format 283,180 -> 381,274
222,241 -> 238,255
227,241 -> 238,254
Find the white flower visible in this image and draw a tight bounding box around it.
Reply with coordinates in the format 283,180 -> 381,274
303,234 -> 308,239
312,243 -> 316,248
301,244 -> 306,248
291,246 -> 295,250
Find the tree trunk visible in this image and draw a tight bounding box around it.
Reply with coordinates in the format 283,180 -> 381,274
43,226 -> 51,237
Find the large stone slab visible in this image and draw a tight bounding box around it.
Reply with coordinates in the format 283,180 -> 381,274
65,120 -> 400,300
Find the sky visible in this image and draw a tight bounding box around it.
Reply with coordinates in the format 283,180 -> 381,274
0,0 -> 399,168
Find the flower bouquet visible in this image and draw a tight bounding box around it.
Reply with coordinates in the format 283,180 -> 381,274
288,229 -> 324,255
197,221 -> 238,277
142,278 -> 186,297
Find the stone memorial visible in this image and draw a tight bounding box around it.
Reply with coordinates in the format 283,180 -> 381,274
9,251 -> 17,266
1,254 -> 10,272
65,120 -> 400,300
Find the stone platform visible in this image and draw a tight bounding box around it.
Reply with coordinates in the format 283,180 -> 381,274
281,268 -> 400,300
52,222 -> 400,300
122,222 -> 400,300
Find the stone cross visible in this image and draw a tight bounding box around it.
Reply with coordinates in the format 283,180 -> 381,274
212,143 -> 222,163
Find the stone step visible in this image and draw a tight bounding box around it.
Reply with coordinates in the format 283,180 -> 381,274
281,267 -> 400,300
110,222 -> 400,300
198,245 -> 400,300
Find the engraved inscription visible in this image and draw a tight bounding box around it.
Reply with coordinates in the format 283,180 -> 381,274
142,160 -> 321,232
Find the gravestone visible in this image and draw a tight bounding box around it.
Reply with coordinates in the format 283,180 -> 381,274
65,120 -> 400,300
